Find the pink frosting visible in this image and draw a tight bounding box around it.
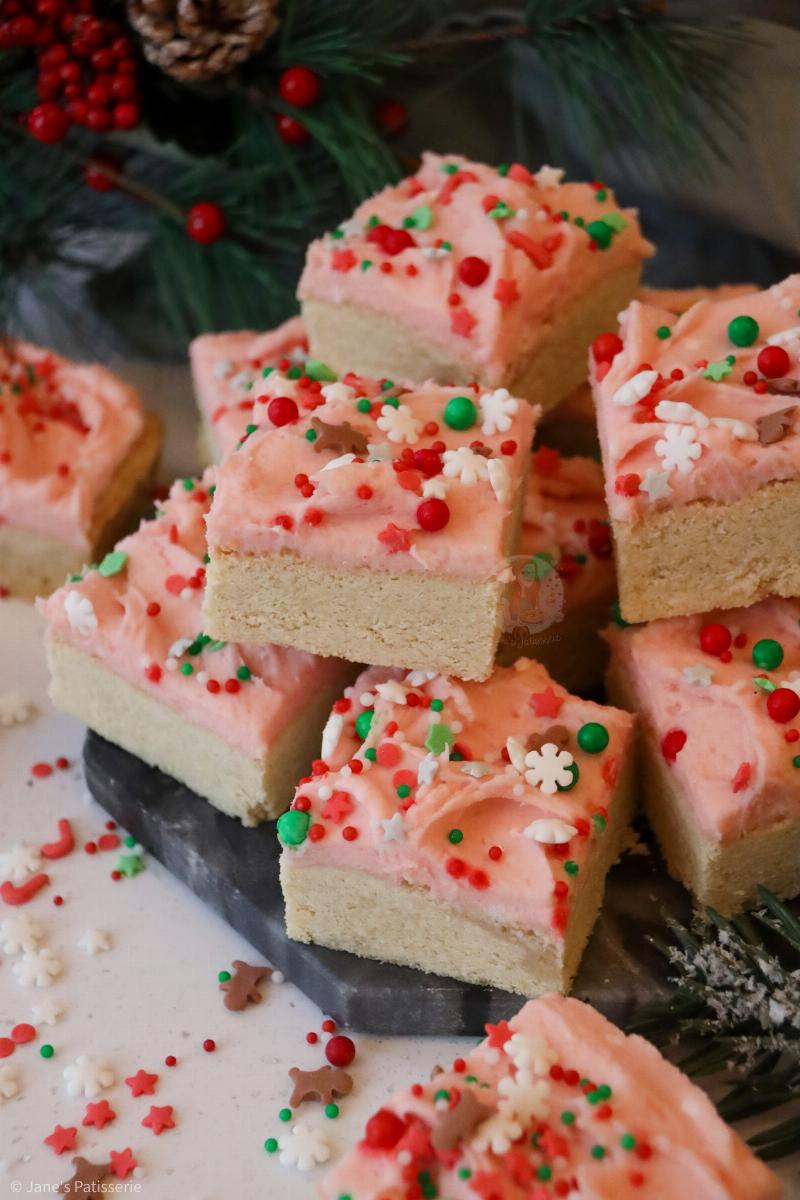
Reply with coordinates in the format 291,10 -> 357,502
607,598 -> 800,842
320,993 -> 779,1200
593,276 -> 800,523
205,374 -> 537,579
298,153 -> 652,385
190,316 -> 308,460
512,448 -> 616,617
0,341 -> 146,550
39,471 -> 349,759
279,660 -> 633,939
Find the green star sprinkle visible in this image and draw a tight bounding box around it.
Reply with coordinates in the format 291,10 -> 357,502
425,723 -> 454,754
703,360 -> 733,382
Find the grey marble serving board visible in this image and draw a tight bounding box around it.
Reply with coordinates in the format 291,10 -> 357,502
83,731 -> 691,1036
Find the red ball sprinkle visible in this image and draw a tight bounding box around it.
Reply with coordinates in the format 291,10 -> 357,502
488,845 -> 503,861
146,601 -> 161,617
32,762 -> 53,778
185,201 -> 226,245
457,255 -> 490,287
591,332 -> 623,363
55,756 -> 69,770
364,1108 -> 405,1150
325,1034 -> 356,1067
321,1018 -> 336,1033
84,840 -> 97,855
342,825 -> 358,841
416,497 -> 450,532
766,687 -> 800,724
500,439 -> 517,456
165,1055 -> 177,1067
53,895 -> 63,906
757,344 -> 790,379
202,1038 -> 216,1053
110,870 -> 122,881
306,1032 -> 319,1044
661,728 -> 687,763
0,1038 -> 15,1058
699,622 -> 731,656
267,395 -> 299,426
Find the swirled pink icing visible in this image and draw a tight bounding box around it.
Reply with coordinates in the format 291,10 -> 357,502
298,153 -> 652,385
511,448 -> 615,616
592,276 -> 800,522
39,471 -> 350,759
190,316 -> 308,460
205,374 -> 537,579
279,659 -> 633,939
0,341 -> 146,550
320,993 -> 780,1200
606,597 -> 800,842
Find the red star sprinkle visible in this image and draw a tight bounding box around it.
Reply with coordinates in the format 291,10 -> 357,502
484,1019 -> 513,1049
331,248 -> 357,273
450,306 -> 477,338
530,687 -> 564,718
125,1069 -> 159,1097
44,1125 -> 78,1155
109,1147 -> 138,1179
470,1169 -> 507,1200
82,1100 -> 116,1130
322,791 -> 353,823
377,523 -> 412,554
493,278 -> 519,307
142,1104 -> 175,1135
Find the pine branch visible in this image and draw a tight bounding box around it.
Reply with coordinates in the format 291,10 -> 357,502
628,889 -> 800,1159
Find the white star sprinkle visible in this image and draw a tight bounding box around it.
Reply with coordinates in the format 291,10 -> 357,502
0,1065 -> 20,1103
31,998 -> 63,1026
64,590 -> 97,635
380,813 -> 406,842
639,469 -> 672,501
416,753 -> 440,787
534,164 -> 564,189
78,929 -> 112,957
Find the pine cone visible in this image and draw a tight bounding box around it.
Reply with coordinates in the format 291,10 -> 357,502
127,0 -> 279,81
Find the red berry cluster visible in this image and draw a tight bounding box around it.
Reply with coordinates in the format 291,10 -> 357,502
0,0 -> 141,143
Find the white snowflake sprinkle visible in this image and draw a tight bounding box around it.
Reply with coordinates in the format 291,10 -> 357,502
523,818 -> 577,844
471,1111 -> 522,1155
63,1056 -> 115,1099
524,743 -> 575,794
0,843 -> 42,884
487,458 -> 510,504
375,404 -> 422,445
479,388 -> 518,435
1,913 -> 43,955
0,1065 -> 20,1103
655,424 -> 703,474
0,692 -> 34,727
611,370 -> 658,408
31,998 -> 63,1026
278,1122 -> 331,1171
497,1072 -> 551,1122
78,929 -> 111,957
442,447 -> 489,485
64,591 -> 97,635
506,1032 -> 559,1076
380,813 -> 406,842
12,948 -> 62,988
639,468 -> 672,501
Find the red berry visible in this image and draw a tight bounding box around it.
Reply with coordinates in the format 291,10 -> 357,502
0,14 -> 38,47
110,73 -> 137,101
27,102 -> 69,143
457,255 -> 490,287
766,687 -> 800,724
364,1108 -> 405,1150
112,101 -> 139,129
374,98 -> 408,137
84,151 -> 120,192
325,1034 -> 356,1068
86,106 -> 111,132
699,622 -> 732,656
416,497 -> 450,532
267,395 -> 299,426
186,201 -> 226,245
278,65 -> 320,108
276,113 -> 309,144
757,344 -> 790,379
592,332 -> 623,363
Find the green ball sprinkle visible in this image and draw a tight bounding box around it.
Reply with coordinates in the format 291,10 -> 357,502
752,638 -> 784,671
561,1110 -> 575,1125
537,1165 -> 552,1182
356,397 -> 372,413
218,970 -> 231,982
457,1167 -> 472,1180
793,756 -> 800,769
577,722 -> 609,754
595,188 -> 607,201
448,828 -> 463,844
277,810 -> 310,847
565,860 -> 579,876
596,1084 -> 611,1099
556,762 -> 580,792
124,835 -> 137,848
180,662 -> 193,675
396,784 -> 411,798
586,218 -> 613,249
430,698 -> 444,712
325,1103 -> 339,1119
592,812 -> 608,832
434,1088 -> 450,1103
279,1108 -> 292,1122
620,1133 -> 636,1150
364,747 -> 377,762
656,325 -> 671,339
591,1145 -> 606,1160
40,1044 -> 54,1059
355,709 -> 374,739
382,395 -> 399,409
443,395 -> 477,430
305,428 -> 317,442
727,314 -> 759,347
264,1138 -> 278,1153
182,478 -> 194,490
573,215 -> 585,228
237,665 -> 251,681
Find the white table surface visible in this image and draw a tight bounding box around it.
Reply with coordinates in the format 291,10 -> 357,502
1,362 -> 797,1198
